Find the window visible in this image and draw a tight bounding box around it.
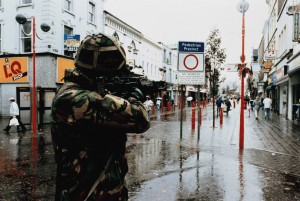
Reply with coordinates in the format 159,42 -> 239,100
0,0 -> 2,7
64,0 -> 73,12
22,0 -> 32,4
64,26 -> 73,57
88,2 -> 95,23
20,20 -> 32,53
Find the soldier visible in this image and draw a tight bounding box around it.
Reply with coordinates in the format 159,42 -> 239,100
51,33 -> 150,201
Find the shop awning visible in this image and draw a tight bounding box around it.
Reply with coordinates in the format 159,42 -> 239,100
276,76 -> 289,85
266,85 -> 275,91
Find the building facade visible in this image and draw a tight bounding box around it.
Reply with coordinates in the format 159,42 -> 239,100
257,0 -> 300,123
0,0 -> 105,123
0,0 -> 179,126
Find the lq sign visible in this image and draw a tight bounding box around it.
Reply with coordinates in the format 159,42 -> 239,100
177,41 -> 205,85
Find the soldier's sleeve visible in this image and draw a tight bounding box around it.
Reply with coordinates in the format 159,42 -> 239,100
72,90 -> 150,133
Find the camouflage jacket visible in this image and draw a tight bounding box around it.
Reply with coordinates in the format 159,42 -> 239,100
51,68 -> 150,201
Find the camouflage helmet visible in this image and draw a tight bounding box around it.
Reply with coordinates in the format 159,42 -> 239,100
74,33 -> 126,74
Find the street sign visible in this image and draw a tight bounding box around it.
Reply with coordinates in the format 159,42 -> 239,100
264,50 -> 276,60
177,41 -> 205,85
177,72 -> 205,85
287,4 -> 300,15
178,53 -> 204,71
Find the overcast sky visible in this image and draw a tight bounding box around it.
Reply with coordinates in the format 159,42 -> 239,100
104,0 -> 269,65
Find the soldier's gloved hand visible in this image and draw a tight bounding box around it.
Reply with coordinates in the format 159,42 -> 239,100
128,88 -> 144,102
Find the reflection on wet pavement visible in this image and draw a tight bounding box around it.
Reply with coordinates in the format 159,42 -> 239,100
0,106 -> 300,200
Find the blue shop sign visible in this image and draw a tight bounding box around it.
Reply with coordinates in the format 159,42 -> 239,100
64,34 -> 80,52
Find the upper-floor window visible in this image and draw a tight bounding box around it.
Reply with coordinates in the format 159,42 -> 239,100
20,20 -> 32,53
0,0 -> 2,7
64,0 -> 73,12
22,0 -> 32,4
88,2 -> 95,23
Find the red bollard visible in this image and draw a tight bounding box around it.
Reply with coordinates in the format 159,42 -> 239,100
220,108 -> 223,125
233,100 -> 236,108
192,105 -> 196,130
152,104 -> 155,115
167,102 -> 171,111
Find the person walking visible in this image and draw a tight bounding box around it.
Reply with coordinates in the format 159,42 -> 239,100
216,96 -> 223,117
263,95 -> 272,120
224,98 -> 232,115
253,96 -> 261,120
143,95 -> 154,119
3,97 -> 26,133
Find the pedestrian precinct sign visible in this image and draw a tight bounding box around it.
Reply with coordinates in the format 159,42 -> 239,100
177,41 -> 205,85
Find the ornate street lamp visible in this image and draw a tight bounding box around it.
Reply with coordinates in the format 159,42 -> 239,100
237,0 -> 249,149
15,14 -> 50,136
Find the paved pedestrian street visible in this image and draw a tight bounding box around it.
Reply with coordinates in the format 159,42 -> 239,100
0,102 -> 300,200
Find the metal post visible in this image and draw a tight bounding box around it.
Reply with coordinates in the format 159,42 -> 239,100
180,85 -> 184,138
32,17 -> 37,136
239,11 -> 246,149
212,71 -> 215,128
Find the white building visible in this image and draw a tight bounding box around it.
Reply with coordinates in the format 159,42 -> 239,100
0,0 -> 105,122
258,0 -> 300,122
0,1 -> 176,127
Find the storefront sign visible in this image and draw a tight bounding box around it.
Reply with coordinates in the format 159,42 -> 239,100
64,34 -> 80,52
57,57 -> 75,83
0,57 -> 29,83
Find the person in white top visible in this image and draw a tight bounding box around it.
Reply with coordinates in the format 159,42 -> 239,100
263,95 -> 272,120
3,97 -> 26,133
143,95 -> 154,119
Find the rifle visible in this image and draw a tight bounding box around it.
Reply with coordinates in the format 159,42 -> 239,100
93,65 -> 164,101
64,65 -> 166,101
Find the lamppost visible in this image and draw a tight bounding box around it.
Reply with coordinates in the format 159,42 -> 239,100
237,0 -> 249,149
15,14 -> 50,135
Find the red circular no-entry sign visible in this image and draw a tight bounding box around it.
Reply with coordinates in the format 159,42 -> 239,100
183,54 -> 198,70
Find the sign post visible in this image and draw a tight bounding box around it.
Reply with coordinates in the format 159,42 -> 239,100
177,41 -> 205,139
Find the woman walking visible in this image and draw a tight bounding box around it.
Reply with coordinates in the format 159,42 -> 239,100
254,96 -> 261,120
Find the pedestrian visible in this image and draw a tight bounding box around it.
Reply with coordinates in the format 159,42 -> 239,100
143,95 -> 154,119
237,96 -> 240,104
216,96 -> 223,116
254,96 -> 261,120
224,98 -> 231,115
3,97 -> 26,133
245,95 -> 250,106
156,98 -> 161,109
50,33 -> 150,201
263,95 -> 272,120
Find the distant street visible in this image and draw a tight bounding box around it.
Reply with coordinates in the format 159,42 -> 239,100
1,101 -> 300,200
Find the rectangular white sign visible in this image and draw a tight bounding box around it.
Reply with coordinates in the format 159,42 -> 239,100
177,72 -> 205,85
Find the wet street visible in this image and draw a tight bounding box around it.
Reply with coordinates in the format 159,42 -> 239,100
1,102 -> 300,200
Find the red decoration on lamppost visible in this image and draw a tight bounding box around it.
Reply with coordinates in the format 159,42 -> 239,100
237,0 -> 249,149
